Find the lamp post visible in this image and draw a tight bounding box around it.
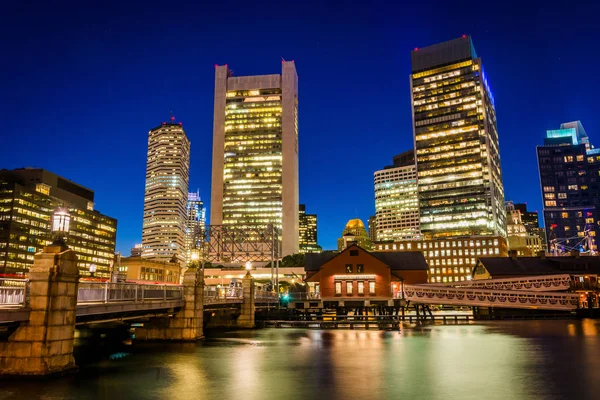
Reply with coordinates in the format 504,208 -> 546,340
51,207 -> 71,247
245,261 -> 252,276
89,264 -> 97,278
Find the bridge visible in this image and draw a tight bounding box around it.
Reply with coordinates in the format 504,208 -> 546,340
403,274 -> 580,311
0,279 -> 278,325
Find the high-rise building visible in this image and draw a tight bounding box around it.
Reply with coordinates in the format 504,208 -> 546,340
374,235 -> 507,283
411,36 -> 506,238
337,219 -> 372,251
513,203 -> 547,250
211,62 -> 299,256
130,243 -> 143,257
506,201 -> 543,256
368,215 -> 377,242
0,168 -> 117,277
299,204 -> 321,253
537,121 -> 599,254
141,119 -> 190,265
374,149 -> 420,242
185,190 -> 206,262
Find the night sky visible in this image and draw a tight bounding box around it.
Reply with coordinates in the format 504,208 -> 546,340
2,0 -> 599,253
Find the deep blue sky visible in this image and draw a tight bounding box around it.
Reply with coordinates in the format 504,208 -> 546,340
2,0 -> 599,253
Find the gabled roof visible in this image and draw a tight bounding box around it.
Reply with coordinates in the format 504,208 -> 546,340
477,256 -> 600,277
304,245 -> 428,272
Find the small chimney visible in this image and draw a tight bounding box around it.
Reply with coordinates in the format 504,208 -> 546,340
570,250 -> 580,259
537,250 -> 546,259
508,249 -> 518,260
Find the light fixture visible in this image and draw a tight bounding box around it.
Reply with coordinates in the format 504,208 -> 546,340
89,264 -> 97,278
245,261 -> 252,271
51,207 -> 71,246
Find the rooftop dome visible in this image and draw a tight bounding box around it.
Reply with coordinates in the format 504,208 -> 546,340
345,219 -> 365,229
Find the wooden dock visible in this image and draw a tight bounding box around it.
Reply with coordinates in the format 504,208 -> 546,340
260,314 -> 473,330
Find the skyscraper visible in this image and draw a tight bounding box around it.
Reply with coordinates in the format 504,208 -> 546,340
141,119 -> 190,264
185,190 -> 206,262
337,219 -> 372,251
537,121 -> 598,254
374,149 -> 421,242
299,204 -> 321,253
0,168 -> 117,276
211,61 -> 299,256
411,36 -> 506,238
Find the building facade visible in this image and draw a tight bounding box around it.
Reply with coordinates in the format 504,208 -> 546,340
141,120 -> 190,265
130,243 -> 142,257
368,215 -> 377,242
299,204 -> 321,253
537,121 -> 599,254
118,256 -> 181,284
0,168 -> 117,277
514,203 -> 547,250
185,190 -> 206,263
411,36 -> 506,238
337,219 -> 373,251
305,244 -> 428,306
211,62 -> 299,257
374,150 -> 420,242
374,235 -> 507,283
506,201 -> 543,256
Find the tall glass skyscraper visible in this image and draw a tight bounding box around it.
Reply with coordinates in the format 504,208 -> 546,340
211,61 -> 299,256
185,190 -> 205,262
537,121 -> 598,254
374,150 -> 421,242
411,36 -> 506,238
141,120 -> 190,264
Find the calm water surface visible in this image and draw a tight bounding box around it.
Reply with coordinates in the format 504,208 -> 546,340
1,320 -> 599,400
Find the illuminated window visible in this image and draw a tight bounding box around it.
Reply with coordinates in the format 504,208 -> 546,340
577,155 -> 584,162
369,281 -> 375,294
357,264 -> 364,273
558,193 -> 567,199
544,193 -> 555,199
545,201 -> 557,206
561,212 -> 569,218
335,282 -> 342,295
564,156 -> 573,162
358,281 -> 364,294
568,185 -> 578,191
346,264 -> 352,273
346,281 -> 353,295
543,186 -> 555,192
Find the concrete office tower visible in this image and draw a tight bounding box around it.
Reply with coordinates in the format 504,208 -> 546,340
374,149 -> 421,242
411,36 -> 506,238
185,190 -> 206,262
211,61 -> 299,256
141,120 -> 190,265
299,204 -> 322,253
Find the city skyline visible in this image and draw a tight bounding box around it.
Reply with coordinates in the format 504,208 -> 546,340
3,1 -> 600,253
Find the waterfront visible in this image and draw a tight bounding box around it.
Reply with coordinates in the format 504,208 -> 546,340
1,320 -> 599,400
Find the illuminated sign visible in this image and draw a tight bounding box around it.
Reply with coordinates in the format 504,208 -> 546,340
333,275 -> 376,280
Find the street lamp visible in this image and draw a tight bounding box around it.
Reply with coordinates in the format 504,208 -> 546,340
191,249 -> 200,262
51,207 -> 70,246
245,261 -> 252,276
89,264 -> 97,278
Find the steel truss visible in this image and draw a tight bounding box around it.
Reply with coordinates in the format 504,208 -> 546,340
194,224 -> 282,263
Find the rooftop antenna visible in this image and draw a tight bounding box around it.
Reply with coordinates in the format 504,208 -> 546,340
169,110 -> 175,122
281,57 -> 286,62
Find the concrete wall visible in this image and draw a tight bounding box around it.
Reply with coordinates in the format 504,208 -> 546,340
0,245 -> 79,376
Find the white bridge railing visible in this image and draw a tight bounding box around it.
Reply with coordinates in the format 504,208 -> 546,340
403,284 -> 580,311
77,282 -> 184,304
433,274 -> 572,292
203,287 -> 279,304
0,278 -> 28,308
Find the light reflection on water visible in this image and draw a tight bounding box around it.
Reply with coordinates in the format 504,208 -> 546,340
0,320 -> 599,400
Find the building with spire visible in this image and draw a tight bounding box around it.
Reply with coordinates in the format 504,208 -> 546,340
141,117 -> 190,265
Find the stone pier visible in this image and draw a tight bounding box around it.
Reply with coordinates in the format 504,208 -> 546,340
237,272 -> 255,328
135,269 -> 204,341
0,244 -> 79,376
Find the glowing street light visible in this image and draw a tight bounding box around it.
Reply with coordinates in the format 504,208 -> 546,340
245,261 -> 252,271
51,207 -> 70,246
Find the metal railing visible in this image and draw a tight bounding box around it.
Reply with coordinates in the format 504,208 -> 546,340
77,282 -> 184,304
402,284 -> 580,311
286,292 -> 321,300
204,287 -> 243,303
0,278 -> 28,307
255,290 -> 278,301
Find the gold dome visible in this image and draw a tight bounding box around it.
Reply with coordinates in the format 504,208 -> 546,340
345,219 -> 365,229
